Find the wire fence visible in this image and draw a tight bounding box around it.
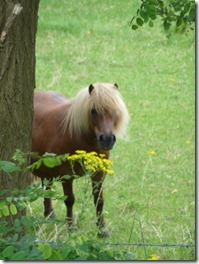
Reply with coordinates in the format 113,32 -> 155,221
108,216 -> 196,259
104,242 -> 195,248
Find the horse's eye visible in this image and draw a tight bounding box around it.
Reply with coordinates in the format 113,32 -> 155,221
91,109 -> 97,115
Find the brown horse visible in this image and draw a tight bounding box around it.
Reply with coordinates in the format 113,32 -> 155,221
31,83 -> 129,237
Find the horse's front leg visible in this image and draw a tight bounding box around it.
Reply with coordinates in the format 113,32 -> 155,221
42,178 -> 55,218
91,173 -> 109,237
62,178 -> 75,229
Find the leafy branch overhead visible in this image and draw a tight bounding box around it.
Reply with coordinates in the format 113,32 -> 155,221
130,0 -> 195,32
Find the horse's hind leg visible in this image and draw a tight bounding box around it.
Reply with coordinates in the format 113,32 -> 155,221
42,179 -> 55,219
91,174 -> 109,237
62,178 -> 75,229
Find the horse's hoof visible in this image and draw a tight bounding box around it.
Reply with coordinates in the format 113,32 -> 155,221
98,226 -> 109,238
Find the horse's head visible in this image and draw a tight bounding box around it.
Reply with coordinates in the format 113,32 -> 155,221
90,107 -> 116,150
63,83 -> 129,151
88,83 -> 128,151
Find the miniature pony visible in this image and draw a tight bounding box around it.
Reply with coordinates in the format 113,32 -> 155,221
31,83 -> 129,236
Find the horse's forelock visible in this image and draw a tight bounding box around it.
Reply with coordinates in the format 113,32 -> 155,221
89,83 -> 120,110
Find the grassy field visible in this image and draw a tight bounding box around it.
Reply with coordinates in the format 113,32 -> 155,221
31,0 -> 195,260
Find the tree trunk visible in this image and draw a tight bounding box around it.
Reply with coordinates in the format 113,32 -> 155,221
0,0 -> 39,226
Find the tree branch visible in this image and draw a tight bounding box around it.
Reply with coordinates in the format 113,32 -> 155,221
0,3 -> 23,44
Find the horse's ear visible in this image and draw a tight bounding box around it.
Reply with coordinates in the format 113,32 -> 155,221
89,84 -> 94,94
114,83 -> 119,89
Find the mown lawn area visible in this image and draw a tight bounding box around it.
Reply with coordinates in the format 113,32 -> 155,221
31,0 -> 195,260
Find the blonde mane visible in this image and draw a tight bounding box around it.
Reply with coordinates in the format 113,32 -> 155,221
62,83 -> 129,137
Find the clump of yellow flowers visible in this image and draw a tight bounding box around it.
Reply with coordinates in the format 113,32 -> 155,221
67,150 -> 114,175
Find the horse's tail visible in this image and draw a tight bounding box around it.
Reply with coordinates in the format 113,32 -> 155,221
33,175 -> 41,182
29,173 -> 41,184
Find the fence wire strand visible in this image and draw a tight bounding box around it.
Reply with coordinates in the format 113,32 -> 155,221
104,242 -> 195,248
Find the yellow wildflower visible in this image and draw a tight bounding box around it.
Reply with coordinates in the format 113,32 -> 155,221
147,150 -> 157,155
67,150 -> 114,175
148,254 -> 158,260
75,150 -> 86,155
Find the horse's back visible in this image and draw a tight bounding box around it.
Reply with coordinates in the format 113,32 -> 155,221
34,91 -> 68,111
33,91 -> 69,127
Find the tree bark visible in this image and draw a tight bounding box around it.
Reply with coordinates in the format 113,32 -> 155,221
0,0 -> 40,224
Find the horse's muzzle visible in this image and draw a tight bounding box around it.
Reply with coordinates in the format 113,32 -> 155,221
98,134 -> 116,150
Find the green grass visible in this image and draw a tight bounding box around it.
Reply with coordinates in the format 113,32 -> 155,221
31,0 -> 195,260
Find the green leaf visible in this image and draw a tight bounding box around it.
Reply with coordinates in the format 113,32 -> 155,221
14,218 -> 21,227
21,216 -> 30,226
29,159 -> 42,171
1,204 -> 10,216
76,236 -> 83,245
140,9 -> 149,23
184,2 -> 190,14
11,251 -> 27,260
70,240 -> 76,248
10,203 -> 17,215
130,16 -> 135,24
106,249 -> 114,258
0,161 -> 19,173
149,20 -> 154,27
43,157 -> 58,168
61,175 -> 71,180
6,197 -> 12,203
12,233 -> 19,241
12,149 -> 26,165
148,0 -> 157,4
136,17 -> 144,26
147,4 -> 157,20
2,245 -> 15,258
55,156 -> 63,165
35,159 -> 43,169
43,178 -> 50,187
147,4 -> 157,12
188,7 -> 195,21
148,13 -> 157,20
49,249 -> 63,260
176,18 -> 183,27
131,24 -> 138,30
0,220 -> 8,227
38,244 -> 52,260
43,245 -> 52,259
163,20 -> 171,31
